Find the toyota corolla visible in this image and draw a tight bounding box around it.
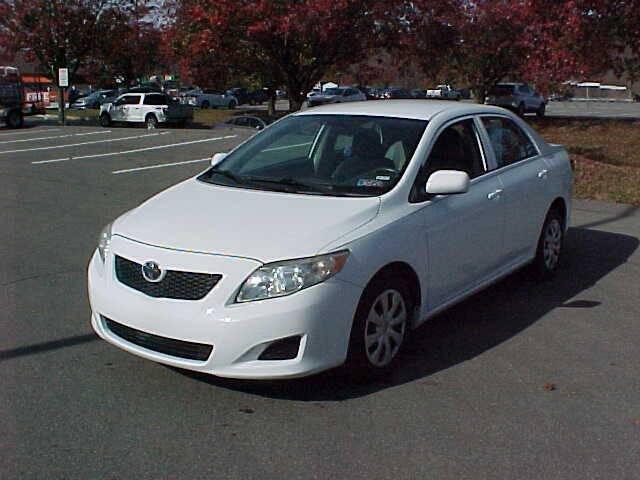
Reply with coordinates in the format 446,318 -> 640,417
88,100 -> 572,379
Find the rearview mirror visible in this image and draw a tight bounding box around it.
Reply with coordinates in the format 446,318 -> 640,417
425,170 -> 470,195
211,152 -> 227,167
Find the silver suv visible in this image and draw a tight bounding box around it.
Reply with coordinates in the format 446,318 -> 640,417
485,83 -> 546,117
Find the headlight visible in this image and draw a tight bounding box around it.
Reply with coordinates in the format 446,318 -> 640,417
97,222 -> 113,263
236,250 -> 350,303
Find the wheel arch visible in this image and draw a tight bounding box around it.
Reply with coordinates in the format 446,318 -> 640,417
363,261 -> 422,323
549,196 -> 568,230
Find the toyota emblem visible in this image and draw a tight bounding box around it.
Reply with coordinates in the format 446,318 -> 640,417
141,261 -> 165,283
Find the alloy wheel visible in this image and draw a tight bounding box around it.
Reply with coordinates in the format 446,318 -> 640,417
543,218 -> 562,270
364,289 -> 407,367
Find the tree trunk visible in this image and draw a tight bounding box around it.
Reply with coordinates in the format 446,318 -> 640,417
268,89 -> 276,116
289,96 -> 302,112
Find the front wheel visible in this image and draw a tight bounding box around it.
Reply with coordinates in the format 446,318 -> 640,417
536,103 -> 546,118
517,102 -> 526,117
531,209 -> 564,279
346,275 -> 411,376
228,100 -> 237,109
99,113 -> 111,127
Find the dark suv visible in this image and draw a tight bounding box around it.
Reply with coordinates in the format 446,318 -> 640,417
485,83 -> 546,117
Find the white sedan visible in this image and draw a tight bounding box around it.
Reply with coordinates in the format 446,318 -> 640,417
88,100 -> 572,379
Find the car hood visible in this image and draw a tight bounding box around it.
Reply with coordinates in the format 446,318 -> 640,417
113,178 -> 380,263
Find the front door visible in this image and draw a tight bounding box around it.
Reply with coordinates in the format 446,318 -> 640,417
415,118 -> 505,309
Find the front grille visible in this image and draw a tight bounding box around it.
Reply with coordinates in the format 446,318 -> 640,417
115,255 -> 221,300
103,317 -> 213,361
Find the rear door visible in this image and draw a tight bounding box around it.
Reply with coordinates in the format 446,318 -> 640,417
143,93 -> 167,122
478,115 -> 551,263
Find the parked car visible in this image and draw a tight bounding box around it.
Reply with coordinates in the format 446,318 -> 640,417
184,88 -> 238,109
485,83 -> 546,117
71,89 -> 117,109
88,100 -> 572,379
426,84 -> 462,100
100,88 -> 126,106
99,92 -> 193,129
248,88 -> 271,105
0,65 -> 23,128
411,89 -> 428,99
163,80 -> 180,98
307,87 -> 366,107
381,88 -> 412,99
224,115 -> 278,130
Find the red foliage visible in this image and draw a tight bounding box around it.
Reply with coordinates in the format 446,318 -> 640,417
170,0 -> 383,110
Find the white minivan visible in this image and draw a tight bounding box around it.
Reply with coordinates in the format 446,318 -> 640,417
88,100 -> 572,379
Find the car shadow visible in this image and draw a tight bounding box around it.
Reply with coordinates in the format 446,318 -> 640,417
175,227 -> 638,401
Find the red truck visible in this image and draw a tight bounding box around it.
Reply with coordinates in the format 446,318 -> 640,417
0,66 -> 24,128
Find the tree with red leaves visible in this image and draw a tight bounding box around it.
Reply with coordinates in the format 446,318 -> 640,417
409,0 -> 640,98
170,0 -> 383,111
0,0 -> 121,120
88,2 -> 165,87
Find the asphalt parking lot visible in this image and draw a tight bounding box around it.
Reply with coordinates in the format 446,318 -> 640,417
1,124 -> 639,479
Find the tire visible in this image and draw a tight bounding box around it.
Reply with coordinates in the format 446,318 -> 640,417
536,103 -> 546,118
346,274 -> 412,377
145,114 -> 158,130
228,100 -> 237,109
201,100 -> 210,109
517,102 -> 526,117
531,208 -> 564,279
7,109 -> 23,128
99,113 -> 111,127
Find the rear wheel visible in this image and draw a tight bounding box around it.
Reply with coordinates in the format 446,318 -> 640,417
536,103 -> 546,118
517,102 -> 526,117
228,100 -> 237,109
346,274 -> 411,377
531,208 -> 564,279
201,100 -> 210,109
99,113 -> 111,127
145,114 -> 158,130
7,109 -> 23,128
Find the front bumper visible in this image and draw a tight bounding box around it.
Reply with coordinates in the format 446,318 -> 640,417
88,235 -> 362,379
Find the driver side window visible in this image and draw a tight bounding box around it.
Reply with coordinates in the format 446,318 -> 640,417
411,119 -> 486,202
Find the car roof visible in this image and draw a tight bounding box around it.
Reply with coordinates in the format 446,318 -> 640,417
295,100 -> 508,121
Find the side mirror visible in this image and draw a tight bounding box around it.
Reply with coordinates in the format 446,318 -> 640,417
210,152 -> 227,167
425,170 -> 470,195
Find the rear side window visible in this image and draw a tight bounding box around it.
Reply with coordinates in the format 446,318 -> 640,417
481,117 -> 538,167
143,94 -> 166,106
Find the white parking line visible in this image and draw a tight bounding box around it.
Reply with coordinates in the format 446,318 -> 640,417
0,128 -> 62,138
112,157 -> 211,174
0,130 -> 111,145
32,135 -> 237,165
1,131 -> 169,155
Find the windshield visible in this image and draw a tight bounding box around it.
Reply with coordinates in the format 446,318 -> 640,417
199,114 -> 428,197
323,88 -> 344,95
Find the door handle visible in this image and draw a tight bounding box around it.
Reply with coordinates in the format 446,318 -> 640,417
537,169 -> 548,179
487,189 -> 503,200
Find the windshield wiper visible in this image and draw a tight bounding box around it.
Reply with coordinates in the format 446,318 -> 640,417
209,167 -> 243,184
244,176 -> 331,194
